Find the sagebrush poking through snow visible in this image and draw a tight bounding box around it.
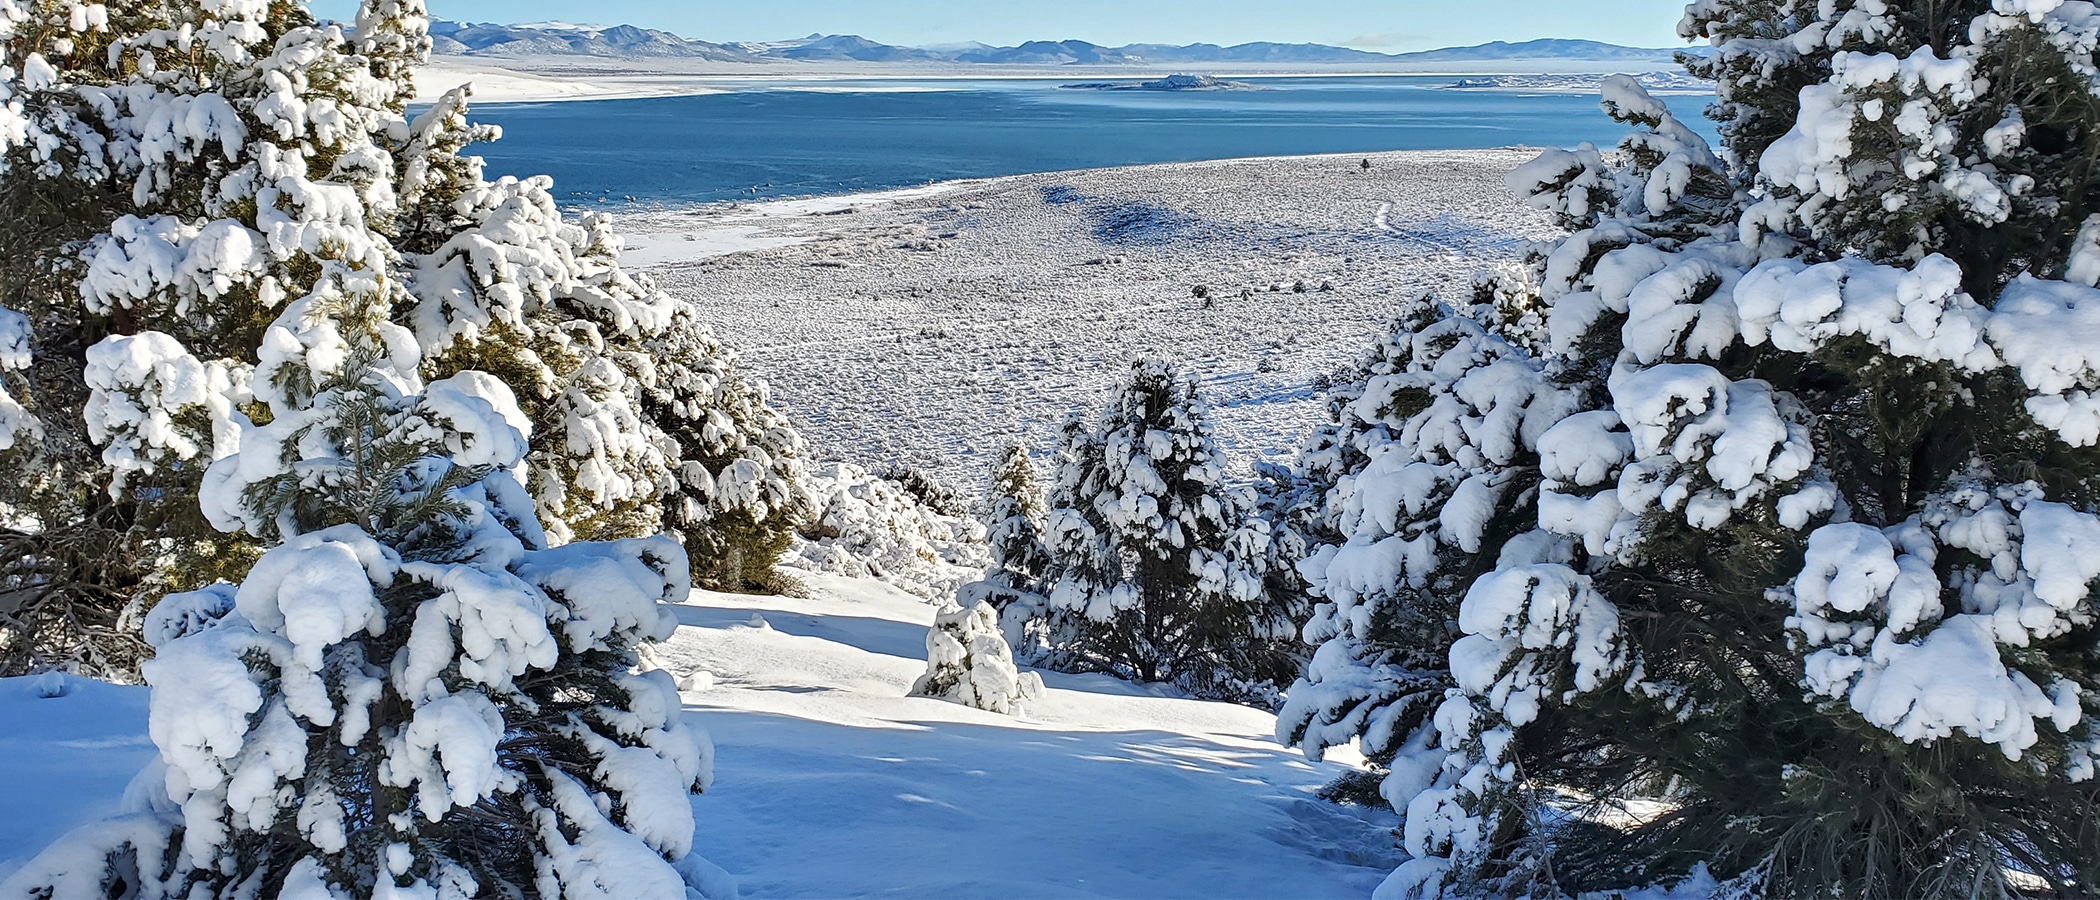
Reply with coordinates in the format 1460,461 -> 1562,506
1286,10 -> 2100,897
911,599 -> 1044,716
785,462 -> 990,601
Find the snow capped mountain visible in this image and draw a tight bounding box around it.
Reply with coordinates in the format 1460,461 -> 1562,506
1123,41 -> 1397,63
428,19 -> 754,60
778,34 -> 944,62
1392,38 -> 1698,61
954,40 -> 1143,65
719,34 -> 822,56
509,21 -> 607,32
919,40 -> 998,55
428,20 -> 1695,67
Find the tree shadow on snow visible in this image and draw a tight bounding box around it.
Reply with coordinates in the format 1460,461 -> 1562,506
683,706 -> 1404,898
667,602 -> 933,662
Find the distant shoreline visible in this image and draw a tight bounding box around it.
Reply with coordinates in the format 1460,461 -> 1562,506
415,56 -> 1706,104
610,147 -> 1550,264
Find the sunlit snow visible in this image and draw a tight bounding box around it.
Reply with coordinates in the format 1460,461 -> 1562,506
0,574 -> 1404,897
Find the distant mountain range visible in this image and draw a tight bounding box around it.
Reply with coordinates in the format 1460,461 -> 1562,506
431,20 -> 751,60
1391,39 -> 1703,62
427,21 -> 1695,66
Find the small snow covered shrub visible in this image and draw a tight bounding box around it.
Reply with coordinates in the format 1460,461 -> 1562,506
786,462 -> 990,600
1290,13 -> 2100,895
1002,360 -> 1297,702
911,599 -> 1044,716
989,443 -> 1050,526
959,443 -> 1052,610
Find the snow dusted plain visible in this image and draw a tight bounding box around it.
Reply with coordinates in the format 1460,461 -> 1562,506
0,574 -> 1403,898
624,150 -> 1557,490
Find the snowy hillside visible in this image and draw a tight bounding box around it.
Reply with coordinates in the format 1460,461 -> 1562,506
0,575 -> 1402,897
620,150 -> 1556,492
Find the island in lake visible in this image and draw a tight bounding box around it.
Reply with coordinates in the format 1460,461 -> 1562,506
1059,73 -> 1265,92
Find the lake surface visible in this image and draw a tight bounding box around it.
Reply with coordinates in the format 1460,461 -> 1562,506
464,76 -> 1716,207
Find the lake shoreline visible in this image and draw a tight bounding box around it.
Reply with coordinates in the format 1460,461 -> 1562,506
460,78 -> 1714,208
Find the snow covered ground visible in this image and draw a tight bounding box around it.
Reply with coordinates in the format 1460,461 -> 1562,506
625,149 -> 1556,491
0,675 -> 156,873
0,575 -> 1401,897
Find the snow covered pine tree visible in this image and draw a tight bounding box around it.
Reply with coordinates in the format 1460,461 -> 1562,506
1284,2 -> 2100,895
912,445 -> 1053,717
0,0 -> 279,677
644,305 -> 816,593
0,1 -> 734,896
2,279 -> 726,899
1273,298 -> 1547,811
1004,359 -> 1297,703
0,0 -> 814,680
388,30 -> 815,591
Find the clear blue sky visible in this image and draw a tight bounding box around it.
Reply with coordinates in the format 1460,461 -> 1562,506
309,0 -> 1693,51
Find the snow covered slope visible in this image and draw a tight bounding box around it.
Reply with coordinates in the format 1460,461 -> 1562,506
0,576 -> 1401,897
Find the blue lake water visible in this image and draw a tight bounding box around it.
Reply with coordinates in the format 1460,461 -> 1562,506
462,76 -> 1716,207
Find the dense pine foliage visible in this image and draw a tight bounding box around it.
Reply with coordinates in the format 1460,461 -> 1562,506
0,2 -> 744,896
1282,2 -> 2100,896
0,0 -> 814,682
